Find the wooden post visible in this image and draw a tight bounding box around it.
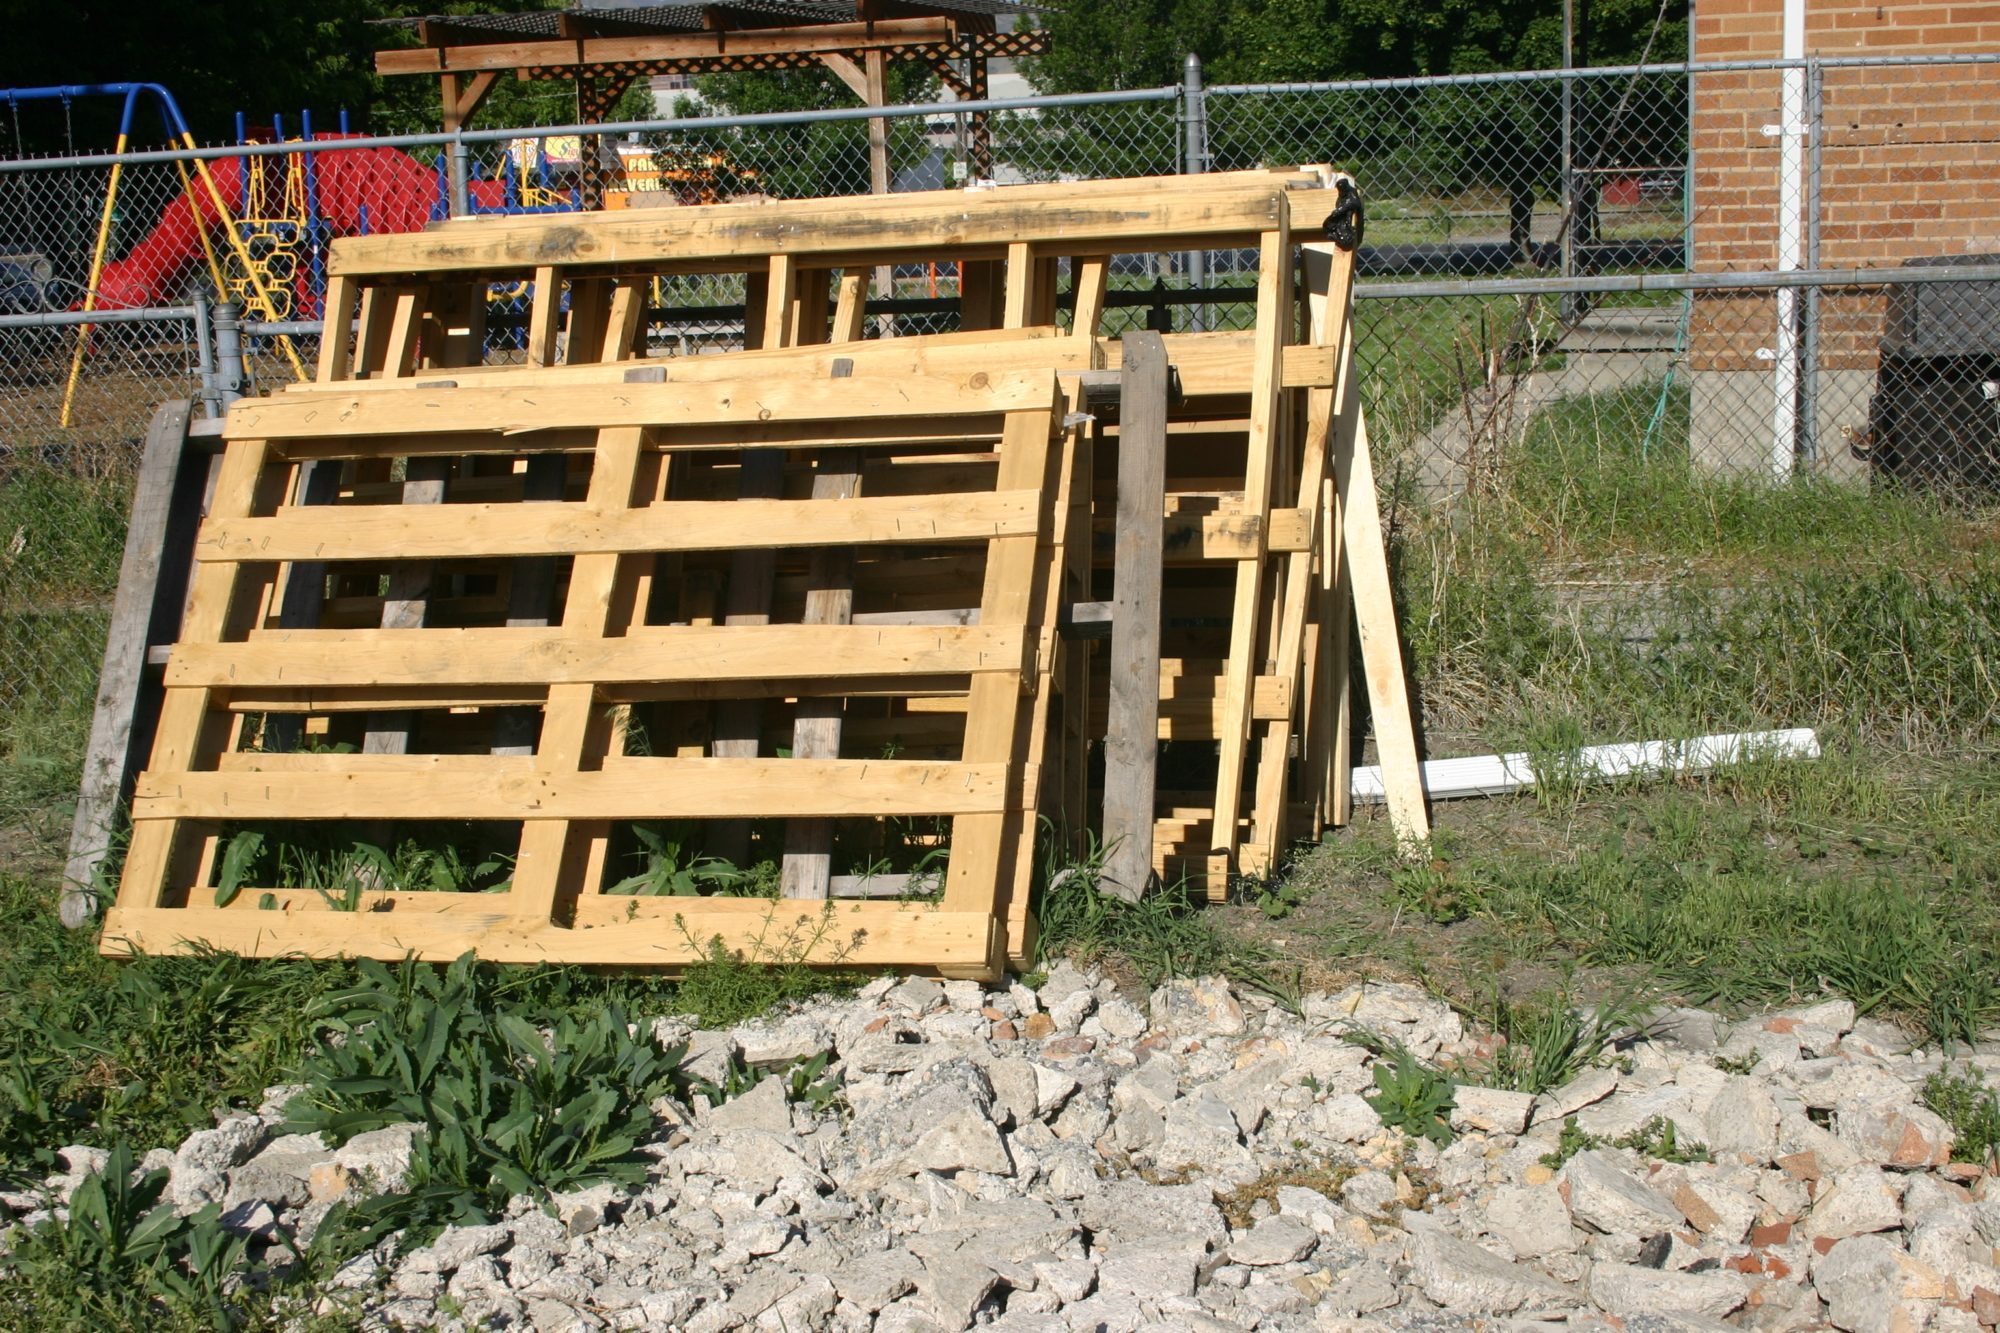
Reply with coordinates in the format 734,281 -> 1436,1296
865,52 -> 896,338
1205,208 -> 1291,895
781,358 -> 860,899
61,401 -> 200,925
708,256 -> 794,863
1332,389 -> 1430,849
1100,332 -> 1168,903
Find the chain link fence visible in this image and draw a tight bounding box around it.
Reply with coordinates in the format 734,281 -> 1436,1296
4,57 -> 1999,819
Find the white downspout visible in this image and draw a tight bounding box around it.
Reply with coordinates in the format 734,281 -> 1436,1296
1772,0 -> 1807,479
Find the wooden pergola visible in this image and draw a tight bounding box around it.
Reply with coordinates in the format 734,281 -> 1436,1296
376,2 -> 1048,208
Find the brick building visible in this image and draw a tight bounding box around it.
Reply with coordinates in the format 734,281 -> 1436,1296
1687,2 -> 2000,474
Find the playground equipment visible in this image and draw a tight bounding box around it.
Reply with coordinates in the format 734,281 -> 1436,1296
1,83 -> 307,418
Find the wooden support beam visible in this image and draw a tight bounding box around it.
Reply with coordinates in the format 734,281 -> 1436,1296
61,401 -> 201,926
782,360 -> 860,900
228,372 -> 1056,440
201,489 -> 1041,563
1099,332 -> 1167,903
1205,207 -> 1289,895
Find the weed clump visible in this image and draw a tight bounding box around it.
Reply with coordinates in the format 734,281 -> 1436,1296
284,955 -> 686,1241
0,1143 -> 358,1333
1363,1048 -> 1455,1147
1922,1068 -> 2000,1169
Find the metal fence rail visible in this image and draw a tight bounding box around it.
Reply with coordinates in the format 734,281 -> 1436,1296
4,54 -> 1999,774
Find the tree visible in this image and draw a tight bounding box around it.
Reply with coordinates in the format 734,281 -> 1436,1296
0,0 -> 571,153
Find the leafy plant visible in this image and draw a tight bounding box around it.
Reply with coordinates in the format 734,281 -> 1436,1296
1364,1049 -> 1456,1146
1245,875 -> 1306,920
1618,1115 -> 1710,1164
1035,832 -> 1262,985
0,1141 -> 311,1331
606,825 -> 752,897
1386,860 -> 1483,925
1539,1113 -> 1709,1169
670,905 -> 863,1028
283,956 -> 687,1238
684,1050 -> 844,1117
210,828 -> 512,906
1471,982 -> 1644,1096
1922,1069 -> 2000,1169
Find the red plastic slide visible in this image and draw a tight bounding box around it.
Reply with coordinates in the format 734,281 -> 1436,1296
92,137 -> 504,312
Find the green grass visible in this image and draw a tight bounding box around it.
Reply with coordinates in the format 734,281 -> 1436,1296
0,465 -> 131,610
1922,1068 -> 2000,1168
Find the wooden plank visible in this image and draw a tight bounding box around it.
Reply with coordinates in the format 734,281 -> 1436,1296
102,900 -> 996,972
1070,256 -> 1110,341
227,372 -> 1058,440
711,261 -> 804,862
199,490 -> 1043,562
330,177 -> 1328,277
939,402 -> 1058,960
506,426 -> 645,924
1205,208 -> 1290,894
830,270 -> 869,343
604,278 -> 648,360
379,288 -> 425,380
257,456 -> 347,752
1001,241 -> 1036,330
61,400 -> 198,926
281,328 -> 1327,397
167,625 -> 1032,688
492,452 -> 570,756
526,265 -> 563,367
350,285 -> 401,380
361,456 -> 449,755
275,419 -> 1004,461
373,19 -> 957,77
1099,332 -> 1167,903
316,275 -> 358,382
1335,395 -> 1430,849
131,759 -> 1026,821
113,436 -> 283,913
565,277 -> 613,364
1244,241 -> 1354,875
781,359 -> 860,901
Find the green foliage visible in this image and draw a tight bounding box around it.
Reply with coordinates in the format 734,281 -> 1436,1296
1025,0 -> 1684,91
1922,1069 -> 2000,1168
1471,983 -> 1643,1096
1538,1112 -> 1709,1169
0,1141 -> 360,1332
1386,860 -> 1484,925
669,906 -> 863,1030
1035,838 -> 1249,985
1363,1049 -> 1455,1146
606,825 -> 764,898
0,890 -> 364,1181
670,63 -> 937,199
284,956 -> 687,1238
686,1051 -> 844,1118
1248,876 -> 1307,920
211,826 -> 513,906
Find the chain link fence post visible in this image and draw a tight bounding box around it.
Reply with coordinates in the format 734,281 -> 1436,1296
1182,53 -> 1209,333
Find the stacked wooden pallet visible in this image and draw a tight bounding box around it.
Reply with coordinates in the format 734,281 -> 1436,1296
98,167 -> 1426,978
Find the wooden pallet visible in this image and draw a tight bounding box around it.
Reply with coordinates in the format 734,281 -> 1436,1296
311,172 -> 1425,888
102,370 -> 1080,979
84,167 -> 1428,975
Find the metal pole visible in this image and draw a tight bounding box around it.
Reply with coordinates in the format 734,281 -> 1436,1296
1801,58 -> 1824,465
1560,0 -> 1576,319
212,301 -> 247,407
1183,53 -> 1209,333
193,288 -> 221,419
1772,0 -> 1806,480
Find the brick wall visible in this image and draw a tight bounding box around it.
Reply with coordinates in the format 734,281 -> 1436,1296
1689,4 -> 2000,373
